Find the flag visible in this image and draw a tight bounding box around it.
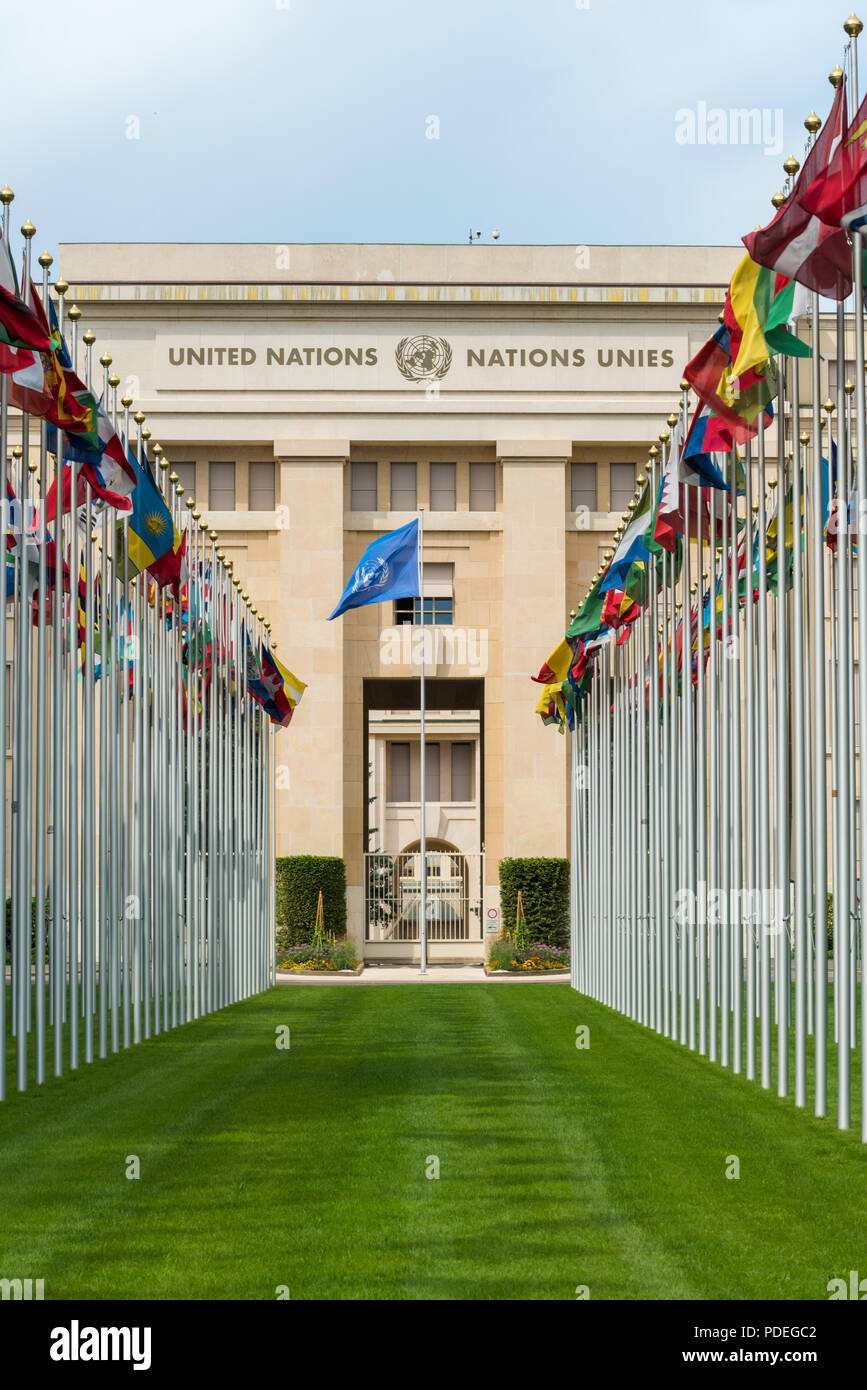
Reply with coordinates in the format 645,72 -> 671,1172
567,575 -> 607,642
44,397 -> 136,522
600,483 -> 653,593
0,230 -> 52,353
260,643 -> 306,727
799,86 -> 867,233
743,79 -> 854,300
532,637 -> 574,685
724,253 -> 811,379
683,324 -> 776,445
682,403 -> 736,489
118,443 -> 181,588
329,519 -> 420,619
7,281 -> 92,435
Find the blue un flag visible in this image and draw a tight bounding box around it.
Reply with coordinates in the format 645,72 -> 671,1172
329,518 -> 420,619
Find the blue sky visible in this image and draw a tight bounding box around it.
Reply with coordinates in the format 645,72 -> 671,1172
1,0 -> 855,258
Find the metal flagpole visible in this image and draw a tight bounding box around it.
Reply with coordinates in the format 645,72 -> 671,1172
418,505 -> 427,976
0,185 -> 12,1100
848,11 -> 867,1139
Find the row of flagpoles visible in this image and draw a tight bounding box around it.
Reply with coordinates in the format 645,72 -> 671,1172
540,15 -> 867,1137
0,190 -> 306,1098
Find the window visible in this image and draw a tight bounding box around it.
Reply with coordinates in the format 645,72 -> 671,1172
395,597 -> 454,625
209,462 -> 236,510
425,742 -> 440,801
249,462 -> 276,511
571,462 -> 597,512
430,462 -> 456,511
174,463 -> 197,499
390,462 -> 417,511
389,742 -> 410,801
394,562 -> 453,625
450,743 -> 472,801
350,461 -> 377,511
469,462 -> 496,511
610,463 -> 636,512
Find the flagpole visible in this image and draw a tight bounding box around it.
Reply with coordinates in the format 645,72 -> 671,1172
0,185 -> 12,1101
418,504 -> 427,976
847,10 -> 867,1139
34,251 -> 52,1086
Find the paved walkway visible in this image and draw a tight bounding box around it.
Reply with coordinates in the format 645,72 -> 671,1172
275,964 -> 571,985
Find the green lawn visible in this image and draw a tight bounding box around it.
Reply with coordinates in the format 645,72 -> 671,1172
0,982 -> 865,1300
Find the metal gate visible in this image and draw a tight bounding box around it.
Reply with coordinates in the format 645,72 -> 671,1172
365,851 -> 484,943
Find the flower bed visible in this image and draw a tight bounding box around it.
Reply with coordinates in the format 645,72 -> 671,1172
276,940 -> 359,973
486,939 -> 570,973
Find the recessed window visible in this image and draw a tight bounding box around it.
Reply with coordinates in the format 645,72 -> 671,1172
249,462 -> 276,511
390,462 -> 417,511
425,742 -> 440,801
610,463 -> 636,513
350,462 -> 377,511
450,743 -> 472,801
571,462 -> 597,512
389,742 -> 411,802
174,462 -> 197,499
430,462 -> 456,511
469,462 -> 496,511
394,597 -> 454,625
209,462 -> 236,511
394,561 -> 453,625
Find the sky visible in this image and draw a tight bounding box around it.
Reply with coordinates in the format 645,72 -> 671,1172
0,0 -> 856,260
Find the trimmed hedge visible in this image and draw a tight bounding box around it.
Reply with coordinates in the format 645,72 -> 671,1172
275,856 -> 347,948
498,858 -> 569,950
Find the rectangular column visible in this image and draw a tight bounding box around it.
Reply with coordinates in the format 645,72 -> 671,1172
499,442 -> 570,858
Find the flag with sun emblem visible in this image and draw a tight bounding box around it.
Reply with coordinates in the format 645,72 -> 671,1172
117,442 -> 181,587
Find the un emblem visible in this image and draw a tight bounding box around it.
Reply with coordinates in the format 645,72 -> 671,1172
395,335 -> 452,382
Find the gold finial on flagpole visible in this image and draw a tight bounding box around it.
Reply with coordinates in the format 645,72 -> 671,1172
830,65 -> 845,87
99,352 -> 111,369
38,251 -> 52,269
168,470 -> 178,484
659,430 -> 669,444
804,111 -> 821,134
108,373 -> 119,389
799,431 -> 810,446
68,306 -> 81,323
186,497 -> 195,510
824,397 -> 836,413
667,413 -> 678,427
153,443 -> 163,458
783,155 -> 800,178
209,530 -> 218,541
142,427 -> 151,441
121,395 -> 132,409
771,190 -> 786,208
649,444 -> 659,459
175,483 -> 184,496
21,220 -> 35,239
844,13 -> 863,37
845,379 -> 856,395
0,186 -> 14,205
55,278 -> 68,297
82,328 -> 95,345
679,379 -> 689,393
636,473 -> 646,486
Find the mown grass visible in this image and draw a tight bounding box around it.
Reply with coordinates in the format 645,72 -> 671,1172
0,981 -> 864,1300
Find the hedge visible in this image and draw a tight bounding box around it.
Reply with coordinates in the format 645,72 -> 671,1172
5,898 -> 50,963
498,858 -> 569,949
275,856 -> 347,947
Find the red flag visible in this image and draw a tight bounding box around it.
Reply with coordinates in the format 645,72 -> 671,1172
742,79 -> 854,300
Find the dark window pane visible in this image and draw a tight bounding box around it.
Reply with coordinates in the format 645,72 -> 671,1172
451,742 -> 472,801
570,462 -> 597,511
209,461 -> 235,510
430,462 -> 456,511
351,462 -> 377,511
469,462 -> 496,511
249,462 -> 276,510
390,742 -> 411,801
391,462 -> 417,511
